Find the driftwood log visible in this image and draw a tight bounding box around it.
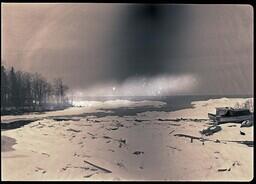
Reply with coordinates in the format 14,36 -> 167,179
174,133 -> 253,147
83,160 -> 112,173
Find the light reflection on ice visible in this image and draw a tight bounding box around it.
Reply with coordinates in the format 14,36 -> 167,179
72,99 -> 166,109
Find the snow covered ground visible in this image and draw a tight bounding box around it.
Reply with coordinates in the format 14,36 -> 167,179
1,98 -> 253,181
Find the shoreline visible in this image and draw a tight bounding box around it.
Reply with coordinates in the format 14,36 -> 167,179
1,96 -> 253,128
1,97 -> 253,181
1,104 -> 73,116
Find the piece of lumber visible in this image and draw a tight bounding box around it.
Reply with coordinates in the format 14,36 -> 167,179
83,160 -> 112,173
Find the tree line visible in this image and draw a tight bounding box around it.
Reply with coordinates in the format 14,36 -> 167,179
1,65 -> 70,112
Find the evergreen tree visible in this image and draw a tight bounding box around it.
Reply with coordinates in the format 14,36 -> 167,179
23,72 -> 33,107
1,65 -> 8,109
9,67 -> 18,107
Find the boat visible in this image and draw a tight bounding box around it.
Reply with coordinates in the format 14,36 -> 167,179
208,107 -> 253,124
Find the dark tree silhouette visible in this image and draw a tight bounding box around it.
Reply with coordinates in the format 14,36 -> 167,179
9,67 -> 18,107
54,78 -> 69,105
1,65 -> 8,109
1,65 -> 71,114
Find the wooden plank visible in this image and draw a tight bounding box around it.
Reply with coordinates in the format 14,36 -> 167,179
217,114 -> 253,124
83,160 -> 112,173
208,113 -> 216,121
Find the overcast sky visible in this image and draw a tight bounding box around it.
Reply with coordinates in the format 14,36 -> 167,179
1,3 -> 253,96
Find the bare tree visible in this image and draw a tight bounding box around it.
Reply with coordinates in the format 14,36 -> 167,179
54,78 -> 68,105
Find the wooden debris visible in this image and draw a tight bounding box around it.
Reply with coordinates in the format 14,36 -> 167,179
103,136 -> 112,139
217,168 -> 227,172
166,146 -> 181,151
241,120 -> 253,128
200,125 -> 222,136
227,125 -> 237,127
133,151 -> 144,155
74,166 -> 90,170
53,117 -> 80,121
240,131 -> 246,135
174,134 -> 204,142
158,118 -> 173,121
116,162 -> 125,168
118,139 -> 126,148
83,160 -> 112,173
168,123 -> 181,126
84,173 -> 95,178
229,140 -> 253,147
66,128 -> 81,133
90,168 -> 98,171
106,127 -> 119,131
158,118 -> 208,122
174,133 -> 253,147
169,130 -> 175,135
215,139 -> 221,143
41,152 -> 50,157
119,139 -> 126,144
87,132 -> 96,136
232,161 -> 241,166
